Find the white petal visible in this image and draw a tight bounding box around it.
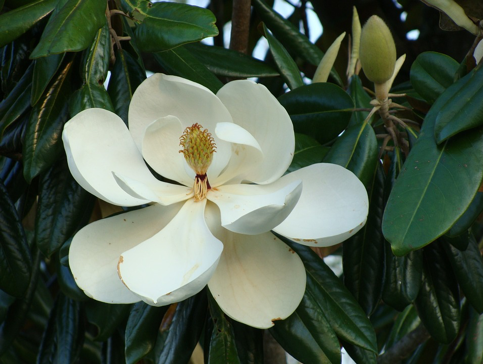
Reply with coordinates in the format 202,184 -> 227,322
273,164 -> 369,246
142,116 -> 194,186
118,199 -> 223,306
62,108 -> 151,206
217,80 -> 295,184
114,172 -> 193,205
69,203 -> 182,303
129,74 -> 232,179
207,230 -> 306,329
207,179 -> 302,235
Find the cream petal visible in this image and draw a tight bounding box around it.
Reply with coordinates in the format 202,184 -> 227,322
129,74 -> 232,179
114,173 -> 193,206
142,116 -> 194,187
217,80 -> 295,184
273,163 -> 369,247
69,203 -> 182,304
207,230 -> 306,329
207,179 -> 302,235
62,108 -> 151,206
118,199 -> 223,306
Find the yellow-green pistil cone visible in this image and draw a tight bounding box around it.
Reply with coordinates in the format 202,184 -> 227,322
179,123 -> 216,201
359,15 -> 396,84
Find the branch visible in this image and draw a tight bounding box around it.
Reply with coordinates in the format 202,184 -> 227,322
377,323 -> 430,364
230,0 -> 252,54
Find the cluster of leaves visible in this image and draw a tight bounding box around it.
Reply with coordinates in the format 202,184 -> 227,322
1,0 -> 483,363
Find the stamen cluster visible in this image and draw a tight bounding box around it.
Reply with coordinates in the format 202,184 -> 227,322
179,123 -> 216,175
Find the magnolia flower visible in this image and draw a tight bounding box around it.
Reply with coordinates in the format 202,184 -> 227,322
63,74 -> 368,329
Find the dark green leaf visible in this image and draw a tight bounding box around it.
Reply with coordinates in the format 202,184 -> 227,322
231,321 -> 263,364
31,53 -> 65,106
101,330 -> 125,364
279,238 -> 378,353
251,0 -> 342,86
0,290 -> 15,323
415,243 -> 460,344
410,52 -> 458,105
342,164 -> 385,316
186,43 -> 278,78
0,0 -> 56,48
466,307 -> 483,364
123,1 -> 218,52
434,65 -> 483,143
287,133 -> 328,173
385,305 -> 420,349
382,71 -> 483,256
341,340 -> 377,364
69,83 -> 115,117
382,248 -> 422,311
30,0 -> 106,58
56,251 -> 89,302
154,46 -> 223,94
37,294 -> 84,364
36,157 -> 96,257
23,59 -> 73,182
443,234 -> 483,313
270,290 -> 341,364
446,192 -> 483,237
81,22 -> 110,86
207,292 -> 241,364
279,83 -> 353,144
347,75 -> 375,128
154,292 -> 207,364
263,24 -> 303,90
0,179 -> 31,297
107,49 -> 146,125
85,301 -> 132,342
125,302 -> 168,364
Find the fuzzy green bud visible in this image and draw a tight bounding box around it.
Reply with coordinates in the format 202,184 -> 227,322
359,15 -> 396,84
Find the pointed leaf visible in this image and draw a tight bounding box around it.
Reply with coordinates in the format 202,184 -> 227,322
382,71 -> 483,256
278,83 -> 353,145
23,59 -> 73,182
31,53 -> 65,106
30,0 -> 106,58
81,22 -> 110,85
69,83 -> 114,117
263,24 -> 303,90
231,321 -> 263,364
287,133 -> 328,173
447,192 -> 483,238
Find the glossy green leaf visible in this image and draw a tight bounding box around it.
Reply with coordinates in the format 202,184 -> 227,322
154,292 -> 207,364
342,164 -> 385,316
410,52 -> 458,105
270,290 -> 341,364
434,65 -> 483,143
85,301 -> 132,342
446,192 -> 483,238
122,0 -> 218,52
154,46 -> 223,94
81,22 -> 110,86
382,71 -> 483,256
251,0 -> 342,86
30,0 -> 106,58
340,340 -> 376,364
207,292 -> 241,364
279,238 -> 378,353
107,49 -> 146,125
0,63 -> 33,136
0,249 -> 40,356
56,251 -> 88,302
263,24 -> 303,90
466,307 -> 483,364
69,83 -> 115,117
37,294 -> 84,364
31,53 -> 65,106
286,133 -> 329,173
23,59 -> 73,183
231,321 -> 263,364
385,305 -> 420,349
443,232 -> 470,251
279,83 -> 353,144
382,248 -> 422,311
415,243 -> 460,344
125,302 -> 168,364
0,179 -> 31,297
0,0 -> 56,48
346,75 -> 375,128
443,234 -> 483,313
186,43 -> 278,78
36,157 -> 96,258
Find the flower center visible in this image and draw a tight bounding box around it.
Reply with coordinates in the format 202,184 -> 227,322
179,123 -> 216,201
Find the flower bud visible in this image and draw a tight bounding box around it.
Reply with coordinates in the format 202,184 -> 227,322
359,15 -> 396,84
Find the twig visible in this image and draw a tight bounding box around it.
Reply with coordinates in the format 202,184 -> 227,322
230,0 -> 252,54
